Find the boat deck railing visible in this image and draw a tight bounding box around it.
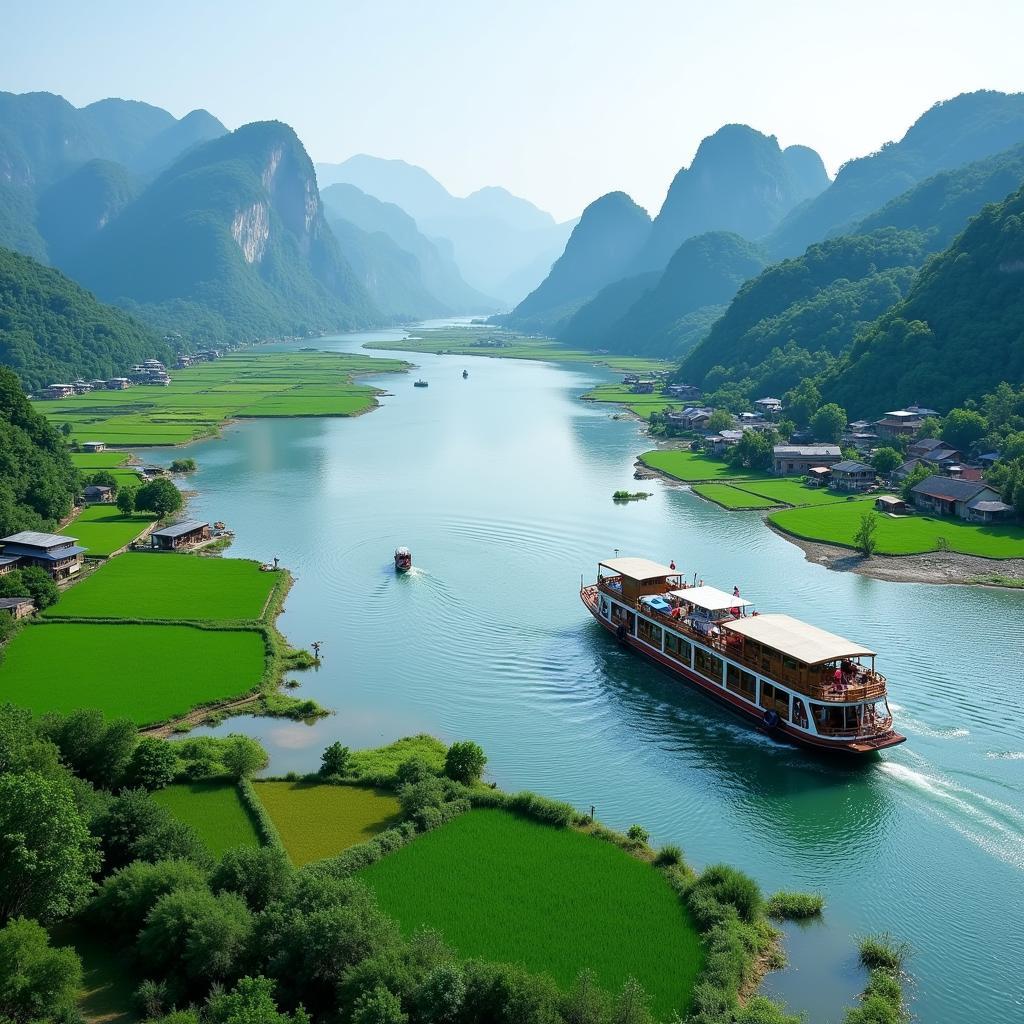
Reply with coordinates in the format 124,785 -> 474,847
590,579 -> 888,705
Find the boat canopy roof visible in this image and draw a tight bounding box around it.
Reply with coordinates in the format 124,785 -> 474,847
724,613 -> 875,666
395,546 -> 411,556
599,557 -> 676,581
669,585 -> 751,612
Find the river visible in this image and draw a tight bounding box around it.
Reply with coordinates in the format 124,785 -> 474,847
149,320 -> 1024,1023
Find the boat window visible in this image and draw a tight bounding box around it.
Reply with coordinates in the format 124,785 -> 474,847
694,647 -> 723,685
637,618 -> 662,647
600,597 -> 610,618
792,698 -> 809,729
761,682 -> 790,720
665,632 -> 691,664
726,663 -> 757,700
782,656 -> 800,672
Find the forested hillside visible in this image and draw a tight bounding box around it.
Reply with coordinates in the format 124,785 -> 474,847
768,90 -> 1024,256
66,122 -> 380,344
676,229 -> 926,396
0,365 -> 79,534
630,125 -> 827,273
0,246 -> 169,392
822,184 -> 1024,416
575,232 -> 767,358
498,192 -> 651,333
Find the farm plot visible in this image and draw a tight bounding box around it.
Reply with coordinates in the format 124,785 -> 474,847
255,781 -> 402,865
64,504 -> 156,557
359,808 -> 704,1019
0,622 -> 265,724
152,780 -> 261,855
47,553 -> 279,621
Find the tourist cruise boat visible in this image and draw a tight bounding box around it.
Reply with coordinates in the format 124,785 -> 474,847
581,557 -> 905,755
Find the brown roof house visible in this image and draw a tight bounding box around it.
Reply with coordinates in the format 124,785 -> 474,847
910,476 -> 1012,522
829,460 -> 876,492
773,445 -> 842,476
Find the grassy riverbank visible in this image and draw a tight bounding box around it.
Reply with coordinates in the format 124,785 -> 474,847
35,350 -> 410,447
366,324 -> 670,375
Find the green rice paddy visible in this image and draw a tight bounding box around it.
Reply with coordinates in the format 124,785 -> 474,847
151,780 -> 261,855
64,505 -> 156,557
69,451 -> 131,470
255,782 -> 401,865
770,498 -> 1024,557
360,809 -> 703,1019
640,450 -> 772,482
46,553 -> 279,621
0,622 -> 265,724
732,478 -> 849,507
35,352 -> 409,447
691,483 -> 777,509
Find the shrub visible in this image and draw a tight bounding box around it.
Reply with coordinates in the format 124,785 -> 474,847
352,985 -> 407,1024
398,777 -> 448,820
858,933 -> 910,974
626,824 -> 650,846
765,891 -> 824,920
443,740 -> 487,785
395,756 -> 434,787
221,734 -> 269,779
654,844 -> 683,867
689,864 -> 763,924
211,845 -> 292,912
40,708 -> 138,787
170,459 -> 197,474
505,791 -> 577,828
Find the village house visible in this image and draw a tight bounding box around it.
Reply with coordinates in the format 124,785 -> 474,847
828,460 -> 876,492
754,397 -> 782,416
806,466 -> 832,487
81,441 -> 106,453
706,430 -> 745,455
665,383 -> 703,401
979,452 -> 1001,469
0,555 -> 20,576
150,520 -> 211,551
910,476 -> 1012,523
41,383 -> 76,400
0,531 -> 85,581
83,484 -> 114,503
874,410 -> 924,439
105,377 -> 131,390
668,406 -> 714,431
0,597 -> 35,620
875,495 -> 907,514
630,379 -> 656,394
772,445 -> 843,476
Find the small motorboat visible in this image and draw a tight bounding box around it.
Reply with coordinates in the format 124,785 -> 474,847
394,546 -> 413,572
462,369 -> 469,379
414,379 -> 429,388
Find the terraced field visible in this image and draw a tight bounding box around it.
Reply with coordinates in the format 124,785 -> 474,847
36,351 -> 409,446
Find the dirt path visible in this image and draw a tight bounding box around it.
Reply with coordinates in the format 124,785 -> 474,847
140,692 -> 262,738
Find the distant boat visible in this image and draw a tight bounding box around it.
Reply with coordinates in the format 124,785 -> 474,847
462,369 -> 469,379
394,547 -> 412,572
414,379 -> 429,388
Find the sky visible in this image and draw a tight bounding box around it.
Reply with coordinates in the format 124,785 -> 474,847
4,0 -> 1024,221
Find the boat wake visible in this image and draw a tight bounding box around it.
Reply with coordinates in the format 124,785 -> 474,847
986,751 -> 1024,760
880,761 -> 1024,870
888,707 -> 969,739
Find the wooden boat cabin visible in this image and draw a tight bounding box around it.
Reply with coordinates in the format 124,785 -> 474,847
581,557 -> 904,755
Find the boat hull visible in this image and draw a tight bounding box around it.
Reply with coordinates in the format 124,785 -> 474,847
582,589 -> 905,756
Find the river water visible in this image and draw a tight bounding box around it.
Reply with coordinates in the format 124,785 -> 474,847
154,321 -> 1024,1023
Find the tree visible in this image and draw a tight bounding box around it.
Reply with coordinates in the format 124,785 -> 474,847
0,567 -> 60,611
135,477 -> 183,518
170,459 -> 197,474
41,708 -> 138,788
116,486 -> 137,515
221,734 -> 269,780
941,407 -> 988,453
86,470 -> 118,493
126,737 -> 179,790
413,963 -> 465,1024
59,422 -> 73,437
0,917 -> 82,1023
93,788 -> 209,872
810,402 -> 848,443
915,416 -> 942,440
352,986 -> 407,1024
726,430 -> 772,470
854,512 -> 879,557
444,741 -> 487,785
871,447 -> 903,476
0,771 -> 98,923
900,462 -> 932,501
705,410 -> 735,434
783,379 -> 820,427
319,741 -> 350,778
90,858 -> 208,939
211,846 -> 292,912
